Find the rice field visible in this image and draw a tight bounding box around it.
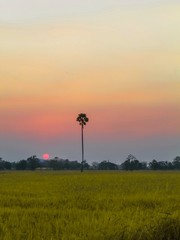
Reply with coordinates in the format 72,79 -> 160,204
0,171 -> 179,240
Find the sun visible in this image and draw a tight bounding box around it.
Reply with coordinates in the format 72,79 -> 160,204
42,153 -> 50,160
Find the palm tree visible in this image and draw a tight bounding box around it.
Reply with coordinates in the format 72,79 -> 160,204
76,113 -> 89,172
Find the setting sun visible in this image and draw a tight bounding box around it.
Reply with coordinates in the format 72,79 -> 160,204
42,153 -> 50,160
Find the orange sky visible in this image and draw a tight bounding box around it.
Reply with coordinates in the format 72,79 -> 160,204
0,0 -> 180,162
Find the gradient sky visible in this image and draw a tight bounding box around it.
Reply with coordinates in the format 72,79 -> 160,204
1,0 -> 180,163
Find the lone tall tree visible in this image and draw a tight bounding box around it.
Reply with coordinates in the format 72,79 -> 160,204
76,113 -> 89,172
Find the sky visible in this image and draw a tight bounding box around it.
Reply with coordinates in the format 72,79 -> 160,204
0,0 -> 180,163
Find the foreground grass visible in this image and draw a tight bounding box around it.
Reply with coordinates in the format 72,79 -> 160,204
0,171 -> 179,240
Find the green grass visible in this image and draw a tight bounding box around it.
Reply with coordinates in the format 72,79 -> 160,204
0,171 -> 180,240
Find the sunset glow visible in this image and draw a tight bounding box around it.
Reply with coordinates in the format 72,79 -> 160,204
1,0 -> 180,162
42,154 -> 50,160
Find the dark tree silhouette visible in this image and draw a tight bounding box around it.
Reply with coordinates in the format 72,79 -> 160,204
121,154 -> 142,170
98,161 -> 118,170
172,156 -> 180,170
76,113 -> 89,172
0,158 -> 12,170
27,155 -> 40,170
16,160 -> 27,170
149,159 -> 159,170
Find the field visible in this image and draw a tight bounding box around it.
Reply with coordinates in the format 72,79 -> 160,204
0,171 -> 180,240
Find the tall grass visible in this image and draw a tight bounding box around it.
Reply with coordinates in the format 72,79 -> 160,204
0,171 -> 179,239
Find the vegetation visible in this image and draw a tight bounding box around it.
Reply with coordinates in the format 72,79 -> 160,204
0,155 -> 180,171
98,160 -> 118,170
0,171 -> 179,239
121,154 -> 147,170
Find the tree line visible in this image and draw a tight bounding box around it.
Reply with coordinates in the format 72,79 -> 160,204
121,154 -> 180,170
0,154 -> 180,171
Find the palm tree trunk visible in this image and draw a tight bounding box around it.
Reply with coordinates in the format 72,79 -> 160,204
81,124 -> 84,172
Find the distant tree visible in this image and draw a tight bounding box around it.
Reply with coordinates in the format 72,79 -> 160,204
0,158 -> 12,170
98,161 -> 118,170
76,113 -> 89,172
121,154 -> 141,170
48,159 -> 82,170
149,159 -> 175,170
27,155 -> 40,170
68,160 -> 81,170
4,161 -> 12,170
121,159 -> 130,171
149,159 -> 159,170
158,161 -> 170,170
131,159 -> 142,170
83,160 -> 90,170
49,160 -> 58,170
64,159 -> 70,170
16,160 -> 27,170
172,156 -> 180,170
167,161 -> 174,170
0,158 -> 4,170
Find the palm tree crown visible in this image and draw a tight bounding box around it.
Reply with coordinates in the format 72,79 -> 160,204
76,113 -> 89,127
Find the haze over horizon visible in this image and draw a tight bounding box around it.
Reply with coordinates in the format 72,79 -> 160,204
1,0 -> 180,163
